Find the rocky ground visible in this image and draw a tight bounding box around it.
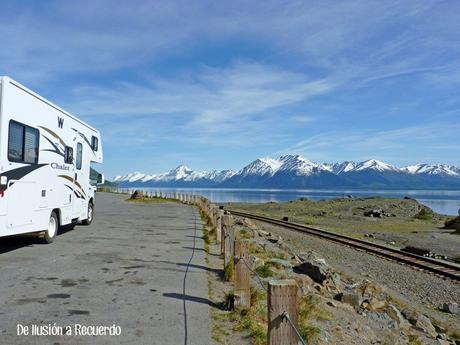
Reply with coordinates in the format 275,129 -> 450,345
226,197 -> 460,261
253,217 -> 459,344
205,211 -> 460,345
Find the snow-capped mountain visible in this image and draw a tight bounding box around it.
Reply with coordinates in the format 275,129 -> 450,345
402,164 -> 460,177
353,159 -> 400,172
114,155 -> 460,189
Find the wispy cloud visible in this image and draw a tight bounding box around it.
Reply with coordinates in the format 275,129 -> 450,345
1,1 -> 459,176
276,123 -> 460,166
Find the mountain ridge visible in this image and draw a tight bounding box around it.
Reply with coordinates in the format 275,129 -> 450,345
113,155 -> 460,189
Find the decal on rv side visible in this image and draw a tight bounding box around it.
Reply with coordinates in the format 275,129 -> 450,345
41,135 -> 65,158
51,163 -> 70,171
64,184 -> 85,200
0,164 -> 48,193
57,175 -> 87,199
38,126 -> 66,147
71,128 -> 97,156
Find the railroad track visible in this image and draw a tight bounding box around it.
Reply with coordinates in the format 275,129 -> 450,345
228,210 -> 460,281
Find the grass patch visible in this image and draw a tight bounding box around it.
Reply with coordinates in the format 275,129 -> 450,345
238,229 -> 253,240
297,294 -> 331,345
408,334 -> 423,345
255,263 -> 274,278
447,329 -> 460,340
231,288 -> 267,345
202,225 -> 210,245
444,216 -> 460,233
413,208 -> 433,221
224,260 -> 234,281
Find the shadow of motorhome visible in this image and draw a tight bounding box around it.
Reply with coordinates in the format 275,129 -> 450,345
0,234 -> 37,255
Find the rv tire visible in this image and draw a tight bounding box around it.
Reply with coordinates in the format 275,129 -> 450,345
82,201 -> 94,225
41,211 -> 58,244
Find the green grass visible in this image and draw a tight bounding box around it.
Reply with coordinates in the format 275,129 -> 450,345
254,263 -> 274,278
238,229 -> 253,239
231,288 -> 267,345
444,216 -> 460,233
202,225 -> 210,245
408,334 -> 423,345
413,208 -> 433,220
296,294 -> 331,345
224,260 -> 234,281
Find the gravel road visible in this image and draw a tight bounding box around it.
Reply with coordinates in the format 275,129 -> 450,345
0,192 -> 212,345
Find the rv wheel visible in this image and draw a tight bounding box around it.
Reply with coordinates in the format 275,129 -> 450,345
42,211 -> 58,244
82,202 -> 93,225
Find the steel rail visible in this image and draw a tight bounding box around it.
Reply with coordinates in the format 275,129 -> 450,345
228,210 -> 460,281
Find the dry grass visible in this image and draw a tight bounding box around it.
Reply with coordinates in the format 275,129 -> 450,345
231,288 -> 267,345
297,294 -> 331,345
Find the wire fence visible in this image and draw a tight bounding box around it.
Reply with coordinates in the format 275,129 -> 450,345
282,312 -> 308,345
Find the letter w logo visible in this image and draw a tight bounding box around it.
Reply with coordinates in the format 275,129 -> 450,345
58,117 -> 64,128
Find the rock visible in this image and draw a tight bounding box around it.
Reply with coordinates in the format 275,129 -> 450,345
257,229 -> 270,237
437,339 -> 451,345
268,258 -> 293,270
386,305 -> 410,329
359,280 -> 384,299
249,256 -> 265,270
433,324 -> 446,334
235,218 -> 245,225
402,309 -> 437,338
441,302 -> 459,315
326,301 -> 337,307
364,209 -> 383,218
130,190 -> 144,199
337,289 -> 362,309
242,218 -> 257,230
366,298 -> 387,311
294,259 -> 331,284
367,312 -> 397,329
437,333 -> 448,340
266,235 -> 282,244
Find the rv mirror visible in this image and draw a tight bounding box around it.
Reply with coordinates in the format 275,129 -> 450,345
97,173 -> 105,185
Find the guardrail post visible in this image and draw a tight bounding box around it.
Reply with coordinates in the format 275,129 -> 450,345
216,209 -> 223,244
222,215 -> 234,266
234,239 -> 250,309
268,279 -> 298,345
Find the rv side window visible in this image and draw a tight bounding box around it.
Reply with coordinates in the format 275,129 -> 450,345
8,121 -> 39,164
65,146 -> 74,164
91,136 -> 98,152
76,143 -> 82,170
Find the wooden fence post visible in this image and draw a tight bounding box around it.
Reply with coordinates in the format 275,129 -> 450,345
268,279 -> 299,345
234,239 -> 251,309
222,215 -> 234,267
216,209 -> 223,244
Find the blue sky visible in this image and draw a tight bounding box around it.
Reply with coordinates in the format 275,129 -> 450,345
1,0 -> 459,178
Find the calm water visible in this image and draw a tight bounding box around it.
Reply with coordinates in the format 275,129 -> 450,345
121,188 -> 460,216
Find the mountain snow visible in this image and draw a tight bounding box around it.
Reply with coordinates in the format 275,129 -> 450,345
402,164 -> 460,176
353,159 -> 400,173
113,155 -> 460,187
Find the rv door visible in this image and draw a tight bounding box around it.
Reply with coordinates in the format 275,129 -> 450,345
72,139 -> 86,219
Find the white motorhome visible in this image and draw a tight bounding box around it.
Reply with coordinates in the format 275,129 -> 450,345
0,76 -> 103,243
